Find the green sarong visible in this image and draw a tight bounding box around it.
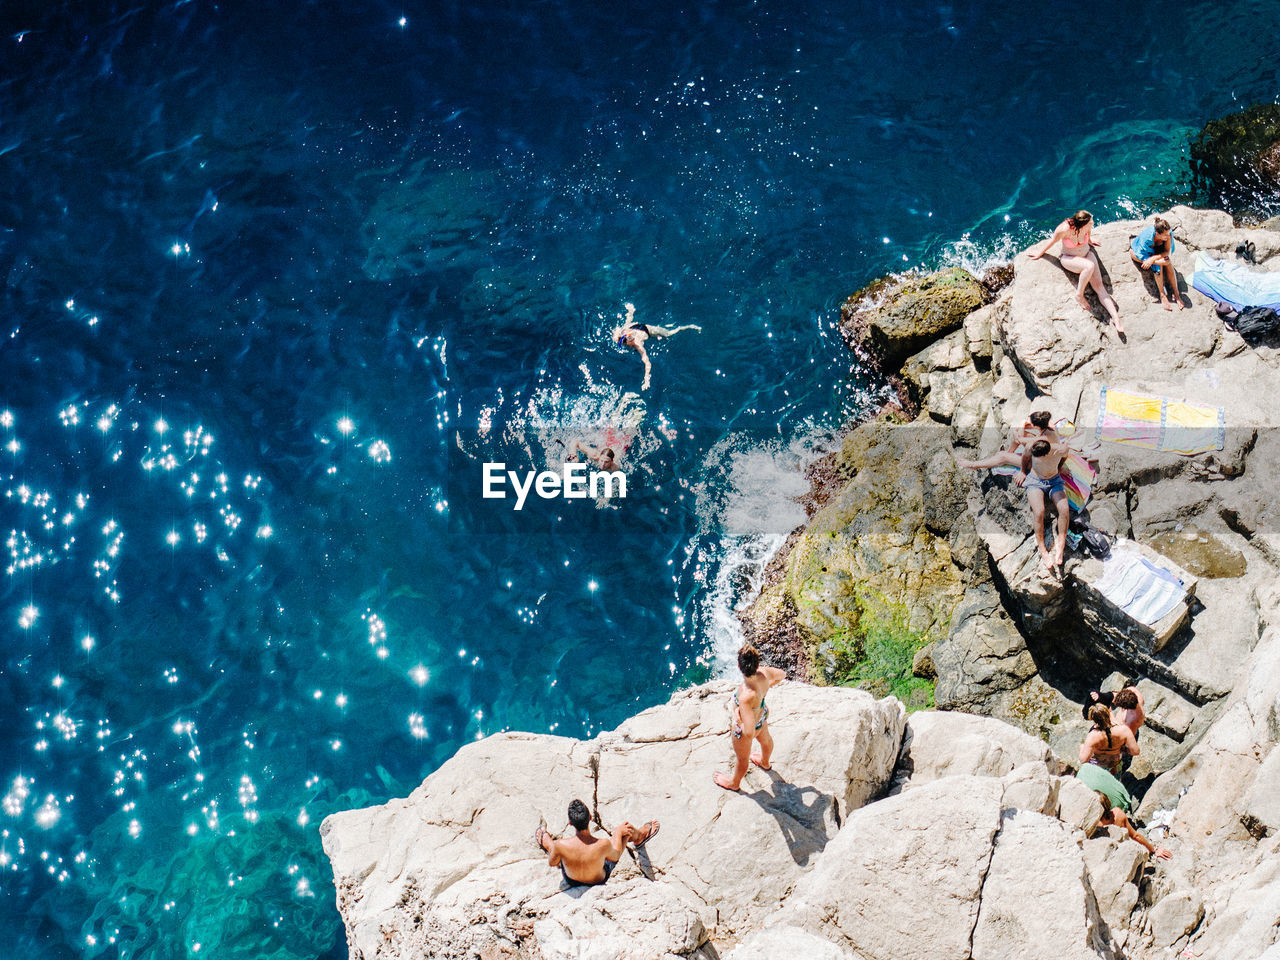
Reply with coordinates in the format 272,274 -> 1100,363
1076,762 -> 1132,813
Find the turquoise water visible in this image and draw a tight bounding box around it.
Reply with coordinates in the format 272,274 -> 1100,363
1,3 -> 1277,957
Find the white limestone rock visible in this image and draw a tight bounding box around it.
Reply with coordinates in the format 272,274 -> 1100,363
321,680 -> 905,959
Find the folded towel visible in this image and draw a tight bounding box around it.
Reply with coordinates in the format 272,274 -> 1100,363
1094,545 -> 1186,626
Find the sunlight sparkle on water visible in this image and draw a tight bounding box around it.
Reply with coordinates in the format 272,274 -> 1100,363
409,664 -> 429,686
337,417 -> 355,436
18,605 -> 37,629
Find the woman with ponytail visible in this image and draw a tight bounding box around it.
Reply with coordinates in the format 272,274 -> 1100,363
1079,703 -> 1139,774
1027,210 -> 1125,336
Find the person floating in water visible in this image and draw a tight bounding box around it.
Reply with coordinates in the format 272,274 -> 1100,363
958,409 -> 1062,471
715,643 -> 786,792
1017,437 -> 1072,576
569,439 -> 622,473
612,302 -> 701,391
1129,216 -> 1184,311
1028,210 -> 1124,337
535,799 -> 659,887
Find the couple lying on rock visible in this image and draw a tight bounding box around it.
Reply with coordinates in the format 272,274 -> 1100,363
1077,684 -> 1172,860
959,409 -> 1080,577
534,644 -> 785,887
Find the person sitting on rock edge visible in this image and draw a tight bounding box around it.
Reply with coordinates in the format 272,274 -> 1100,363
1027,209 -> 1124,337
1016,437 -> 1072,576
536,798 -> 659,888
1079,703 -> 1139,775
1129,217 -> 1184,311
958,409 -> 1062,471
1094,792 -> 1172,860
715,643 -> 786,792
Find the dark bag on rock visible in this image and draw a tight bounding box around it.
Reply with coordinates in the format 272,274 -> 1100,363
1233,305 -> 1280,342
1081,526 -> 1112,560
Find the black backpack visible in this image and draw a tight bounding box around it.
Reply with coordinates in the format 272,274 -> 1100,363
1234,306 -> 1280,342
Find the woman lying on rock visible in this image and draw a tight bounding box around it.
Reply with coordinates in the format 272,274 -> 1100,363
1079,703 -> 1139,774
1027,209 -> 1125,337
715,644 -> 786,792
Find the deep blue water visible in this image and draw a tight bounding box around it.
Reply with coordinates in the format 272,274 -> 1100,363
0,2 -> 1277,957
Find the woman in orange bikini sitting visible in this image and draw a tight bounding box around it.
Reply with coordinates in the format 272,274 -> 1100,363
1028,210 -> 1124,336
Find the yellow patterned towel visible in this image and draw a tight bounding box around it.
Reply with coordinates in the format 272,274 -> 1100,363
1094,387 -> 1224,455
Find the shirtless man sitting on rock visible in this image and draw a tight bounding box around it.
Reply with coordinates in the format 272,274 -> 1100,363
536,799 -> 659,888
1017,437 -> 1071,576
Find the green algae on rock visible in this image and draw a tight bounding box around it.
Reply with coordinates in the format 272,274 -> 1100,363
741,419 -> 970,688
839,267 -> 988,367
1190,104 -> 1280,211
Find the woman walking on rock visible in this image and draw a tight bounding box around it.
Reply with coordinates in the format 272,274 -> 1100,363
1028,210 -> 1125,336
715,644 -> 786,792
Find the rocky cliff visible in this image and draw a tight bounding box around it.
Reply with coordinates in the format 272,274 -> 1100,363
323,208 -> 1280,959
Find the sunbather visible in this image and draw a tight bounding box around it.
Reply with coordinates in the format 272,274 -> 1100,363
958,410 -> 1060,470
536,799 -> 659,887
1028,210 -> 1124,336
1079,704 -> 1139,775
1017,437 -> 1072,575
1130,217 -> 1184,311
714,644 -> 786,792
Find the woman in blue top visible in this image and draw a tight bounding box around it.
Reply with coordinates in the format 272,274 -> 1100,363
1129,217 -> 1184,311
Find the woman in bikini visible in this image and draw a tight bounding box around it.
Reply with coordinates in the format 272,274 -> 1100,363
1028,210 -> 1124,336
612,302 -> 702,391
1079,703 -> 1139,775
714,644 -> 786,792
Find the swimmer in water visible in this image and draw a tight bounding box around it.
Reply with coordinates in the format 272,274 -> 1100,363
569,439 -> 622,473
612,303 -> 701,391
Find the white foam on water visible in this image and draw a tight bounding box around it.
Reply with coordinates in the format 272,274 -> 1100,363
690,424 -> 833,677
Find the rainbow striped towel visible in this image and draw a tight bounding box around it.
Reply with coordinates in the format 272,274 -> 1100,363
992,451 -> 1095,512
1094,386 -> 1224,455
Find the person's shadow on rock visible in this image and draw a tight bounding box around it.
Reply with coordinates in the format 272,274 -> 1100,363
743,769 -> 835,867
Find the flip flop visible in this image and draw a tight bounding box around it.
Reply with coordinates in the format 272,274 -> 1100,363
534,821 -> 551,853
633,820 -> 660,847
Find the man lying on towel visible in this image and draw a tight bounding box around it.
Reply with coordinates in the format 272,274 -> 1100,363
1017,438 -> 1071,577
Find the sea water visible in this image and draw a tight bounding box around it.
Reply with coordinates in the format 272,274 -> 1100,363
1,2 -> 1276,957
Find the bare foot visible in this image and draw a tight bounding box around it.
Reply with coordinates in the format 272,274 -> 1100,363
1162,301 -> 1172,312
713,772 -> 741,792
750,750 -> 771,771
1076,293 -> 1091,312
